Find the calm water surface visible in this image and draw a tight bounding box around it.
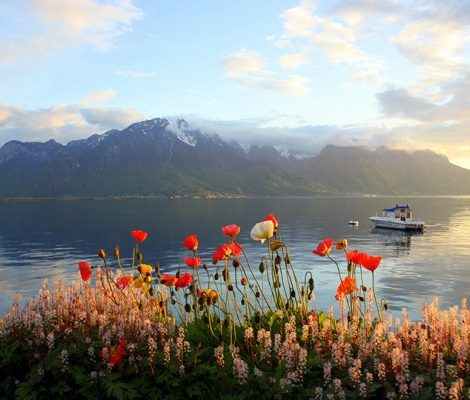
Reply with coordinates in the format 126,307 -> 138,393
1,197 -> 469,318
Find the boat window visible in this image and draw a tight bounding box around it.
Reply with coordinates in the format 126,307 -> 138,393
406,212 -> 411,218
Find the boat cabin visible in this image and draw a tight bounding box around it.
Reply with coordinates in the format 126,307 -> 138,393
382,204 -> 412,221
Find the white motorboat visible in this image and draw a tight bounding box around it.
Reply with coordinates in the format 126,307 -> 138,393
369,204 -> 425,231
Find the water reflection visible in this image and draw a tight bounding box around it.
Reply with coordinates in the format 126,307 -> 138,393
370,228 -> 424,255
0,197 -> 469,318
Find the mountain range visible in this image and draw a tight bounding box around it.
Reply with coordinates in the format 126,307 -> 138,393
1,118 -> 469,197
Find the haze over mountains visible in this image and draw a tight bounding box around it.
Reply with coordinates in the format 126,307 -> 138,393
0,118 -> 469,198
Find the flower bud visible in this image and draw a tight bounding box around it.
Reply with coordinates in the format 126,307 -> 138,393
269,240 -> 282,251
113,246 -> 120,258
184,303 -> 191,313
232,259 -> 240,268
258,262 -> 265,274
98,249 -> 106,259
136,251 -> 143,262
214,272 -> 219,280
308,278 -> 314,290
227,284 -> 234,291
241,277 -> 248,286
284,254 -> 291,264
275,255 -> 281,265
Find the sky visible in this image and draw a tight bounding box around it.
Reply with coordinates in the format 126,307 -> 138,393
1,0 -> 470,168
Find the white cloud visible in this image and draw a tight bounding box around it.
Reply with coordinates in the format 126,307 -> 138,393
80,89 -> 117,105
0,0 -> 142,65
224,49 -> 265,78
278,50 -> 310,70
224,50 -> 310,95
0,102 -> 144,145
281,0 -> 316,37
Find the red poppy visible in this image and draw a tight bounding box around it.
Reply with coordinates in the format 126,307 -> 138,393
312,238 -> 333,257
78,261 -> 92,281
184,256 -> 202,269
116,275 -> 133,288
335,276 -> 357,300
212,244 -> 232,263
175,272 -> 193,288
100,338 -> 127,368
131,230 -> 148,243
221,224 -> 241,238
358,254 -> 382,272
161,274 -> 178,286
263,213 -> 279,228
183,234 -> 199,251
226,242 -> 243,257
347,250 -> 364,264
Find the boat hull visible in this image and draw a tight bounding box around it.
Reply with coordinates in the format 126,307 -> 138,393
369,217 -> 424,231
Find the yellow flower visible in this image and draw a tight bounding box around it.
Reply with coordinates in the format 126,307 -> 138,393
134,276 -> 149,294
250,221 -> 274,244
198,288 -> 218,304
336,239 -> 348,250
139,263 -> 153,275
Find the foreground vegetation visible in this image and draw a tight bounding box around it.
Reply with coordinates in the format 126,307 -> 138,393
1,215 -> 468,399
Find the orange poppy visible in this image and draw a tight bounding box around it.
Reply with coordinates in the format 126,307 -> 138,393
161,274 -> 178,286
347,250 -> 364,264
312,238 -> 333,257
183,234 -> 199,251
212,244 -> 232,263
175,272 -> 193,288
358,253 -> 382,272
185,256 -> 202,269
116,275 -> 133,288
335,276 -> 357,300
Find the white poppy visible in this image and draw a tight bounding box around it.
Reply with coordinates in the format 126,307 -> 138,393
250,220 -> 274,243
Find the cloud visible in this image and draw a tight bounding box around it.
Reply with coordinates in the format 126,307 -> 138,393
331,0 -> 403,28
172,114 -> 470,169
0,102 -> 144,145
224,50 -> 310,95
278,50 -> 310,70
377,88 -> 437,121
80,89 -> 117,105
224,49 -> 265,78
0,0 -> 142,65
281,0 -> 316,37
377,72 -> 470,123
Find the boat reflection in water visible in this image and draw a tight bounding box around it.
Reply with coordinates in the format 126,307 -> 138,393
370,228 -> 423,255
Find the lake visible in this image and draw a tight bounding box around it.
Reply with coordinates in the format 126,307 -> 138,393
1,197 -> 469,318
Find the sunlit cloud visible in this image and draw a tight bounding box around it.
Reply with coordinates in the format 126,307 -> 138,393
0,101 -> 144,145
224,50 -> 310,95
224,49 -> 265,78
0,0 -> 142,65
80,89 -> 117,105
278,50 -> 310,70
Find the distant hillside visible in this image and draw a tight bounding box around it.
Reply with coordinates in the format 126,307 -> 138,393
0,118 -> 469,197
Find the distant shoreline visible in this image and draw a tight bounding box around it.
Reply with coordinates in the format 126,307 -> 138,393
1,194 -> 470,202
